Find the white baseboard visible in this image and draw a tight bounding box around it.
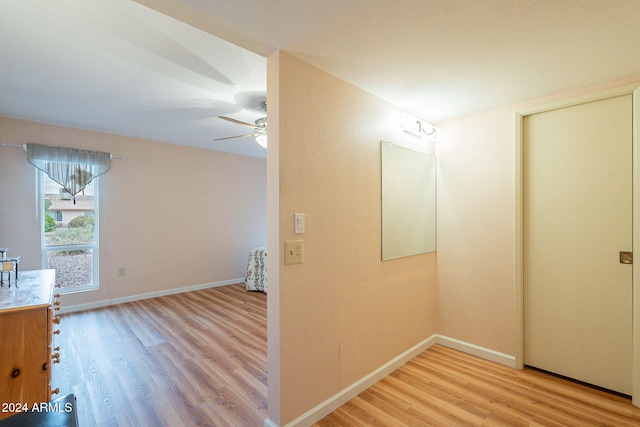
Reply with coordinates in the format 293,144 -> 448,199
283,334 -> 438,427
59,277 -> 244,314
269,334 -> 515,427
434,335 -> 517,368
60,284 -> 517,427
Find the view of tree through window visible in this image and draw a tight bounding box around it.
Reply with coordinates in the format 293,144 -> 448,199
43,174 -> 98,291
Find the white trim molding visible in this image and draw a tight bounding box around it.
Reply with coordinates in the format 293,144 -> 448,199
264,418 -> 279,427
435,335 -> 516,368
282,335 -> 438,427
514,83 -> 640,407
632,86 -> 640,407
59,277 -> 244,314
274,334 -> 515,427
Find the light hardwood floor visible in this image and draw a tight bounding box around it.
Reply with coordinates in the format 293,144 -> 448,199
54,285 -> 640,426
315,345 -> 640,427
53,283 -> 267,426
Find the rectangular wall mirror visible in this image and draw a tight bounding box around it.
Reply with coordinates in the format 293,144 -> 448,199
381,140 -> 436,260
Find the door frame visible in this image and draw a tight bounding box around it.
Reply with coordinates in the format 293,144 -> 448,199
514,84 -> 640,406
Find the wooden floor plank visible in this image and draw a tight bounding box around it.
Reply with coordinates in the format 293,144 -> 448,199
315,345 -> 640,427
53,284 -> 267,426
53,286 -> 640,426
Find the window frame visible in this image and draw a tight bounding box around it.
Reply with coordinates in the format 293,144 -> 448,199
39,171 -> 100,293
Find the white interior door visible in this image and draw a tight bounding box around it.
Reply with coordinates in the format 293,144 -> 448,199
523,94 -> 633,395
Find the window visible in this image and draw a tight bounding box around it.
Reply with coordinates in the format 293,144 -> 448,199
41,173 -> 99,292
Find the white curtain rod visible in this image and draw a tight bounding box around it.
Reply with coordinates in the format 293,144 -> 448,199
1,142 -> 127,159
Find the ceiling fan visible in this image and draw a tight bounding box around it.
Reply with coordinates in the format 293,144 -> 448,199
215,101 -> 267,148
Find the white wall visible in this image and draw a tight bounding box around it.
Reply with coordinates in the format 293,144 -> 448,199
436,74 -> 640,356
269,51 -> 438,425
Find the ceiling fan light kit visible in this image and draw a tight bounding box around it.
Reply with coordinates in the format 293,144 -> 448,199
215,101 -> 267,148
255,134 -> 267,148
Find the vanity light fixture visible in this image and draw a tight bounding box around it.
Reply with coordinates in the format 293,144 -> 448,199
396,113 -> 436,140
403,119 -> 436,140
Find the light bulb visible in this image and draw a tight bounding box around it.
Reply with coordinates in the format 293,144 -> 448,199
255,134 -> 267,148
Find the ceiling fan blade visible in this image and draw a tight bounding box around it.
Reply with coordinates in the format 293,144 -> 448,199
214,133 -> 260,141
218,116 -> 257,129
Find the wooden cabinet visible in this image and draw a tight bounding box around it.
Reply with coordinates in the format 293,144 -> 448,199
0,270 -> 58,420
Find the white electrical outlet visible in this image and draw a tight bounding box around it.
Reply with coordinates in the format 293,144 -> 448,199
284,240 -> 304,265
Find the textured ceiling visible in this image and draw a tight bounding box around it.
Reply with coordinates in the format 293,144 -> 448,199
165,0 -> 640,122
2,0 -> 640,158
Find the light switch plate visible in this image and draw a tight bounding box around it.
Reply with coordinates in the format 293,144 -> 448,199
284,240 -> 304,265
294,213 -> 305,234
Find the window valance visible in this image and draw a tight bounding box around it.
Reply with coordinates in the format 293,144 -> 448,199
26,144 -> 111,203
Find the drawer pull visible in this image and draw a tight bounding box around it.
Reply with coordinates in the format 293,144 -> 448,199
51,387 -> 60,395
52,317 -> 61,325
54,293 -> 61,299
53,329 -> 60,335
11,368 -> 20,378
